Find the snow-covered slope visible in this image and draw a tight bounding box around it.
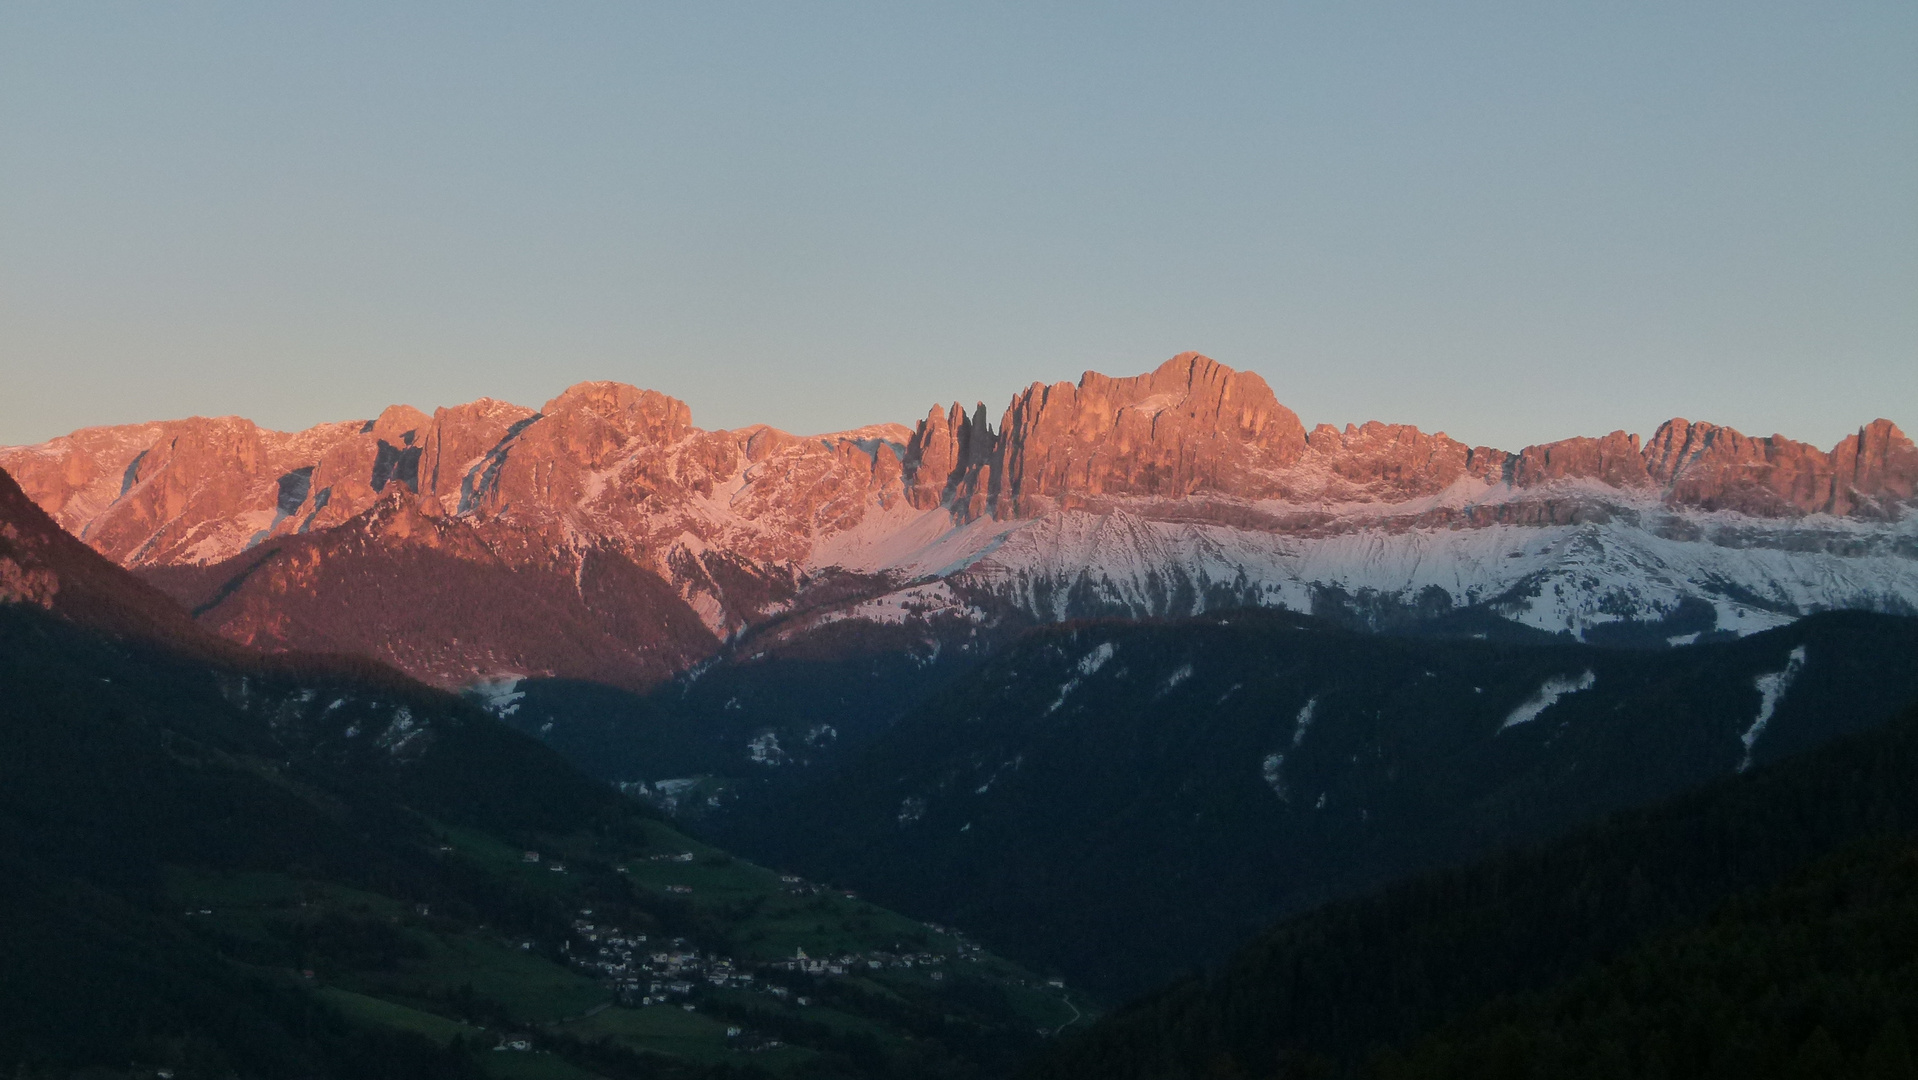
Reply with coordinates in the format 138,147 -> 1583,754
804,491 -> 1918,641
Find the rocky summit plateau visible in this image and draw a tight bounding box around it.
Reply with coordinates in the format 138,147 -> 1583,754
5,353 -> 1915,690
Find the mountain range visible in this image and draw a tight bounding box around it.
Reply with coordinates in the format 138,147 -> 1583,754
4,353 -> 1914,692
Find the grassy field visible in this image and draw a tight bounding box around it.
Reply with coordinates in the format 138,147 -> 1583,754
168,864 -> 610,1024
315,986 -> 478,1043
559,1000 -> 741,1064
618,831 -> 983,964
393,933 -> 609,1023
478,1051 -> 605,1080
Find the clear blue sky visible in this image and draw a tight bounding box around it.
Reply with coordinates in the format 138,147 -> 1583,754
3,3 -> 1913,451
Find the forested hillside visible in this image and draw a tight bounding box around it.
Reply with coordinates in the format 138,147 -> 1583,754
1025,700 -> 1918,1079
708,609 -> 1918,998
1373,832 -> 1918,1079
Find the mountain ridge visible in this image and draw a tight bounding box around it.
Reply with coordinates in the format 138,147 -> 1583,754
5,353 -> 1914,690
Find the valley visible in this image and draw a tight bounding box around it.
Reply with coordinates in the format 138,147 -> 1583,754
498,607 -> 1918,1000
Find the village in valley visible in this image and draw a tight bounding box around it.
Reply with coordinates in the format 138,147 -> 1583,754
560,849 -> 1042,1042
499,834 -> 1089,1061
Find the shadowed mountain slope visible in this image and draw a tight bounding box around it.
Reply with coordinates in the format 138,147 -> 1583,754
700,608 -> 1918,1000
1023,698 -> 1918,1080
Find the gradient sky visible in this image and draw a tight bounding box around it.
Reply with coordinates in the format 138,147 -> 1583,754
3,3 -> 1913,452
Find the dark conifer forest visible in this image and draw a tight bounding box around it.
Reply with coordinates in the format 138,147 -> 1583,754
1024,701 -> 1918,1079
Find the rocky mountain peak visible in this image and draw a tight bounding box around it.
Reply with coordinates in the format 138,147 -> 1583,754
1512,430 -> 1652,490
1641,416 -> 1918,517
902,401 -> 997,511
902,352 -> 1312,520
540,381 -> 692,448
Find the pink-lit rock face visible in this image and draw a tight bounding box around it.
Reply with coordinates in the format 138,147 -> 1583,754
3,352 -> 1913,688
0,375 -> 924,687
1642,417 -> 1918,519
893,351 -> 1913,523
1512,431 -> 1652,491
905,353 -> 1311,517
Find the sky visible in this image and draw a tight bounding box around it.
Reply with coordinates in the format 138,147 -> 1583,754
2,3 -> 1913,452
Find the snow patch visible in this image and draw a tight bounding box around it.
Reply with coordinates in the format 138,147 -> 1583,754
811,580 -> 984,629
1045,643 -> 1118,714
1292,697 -> 1319,746
1739,645 -> 1808,772
1045,679 -> 1080,716
633,777 -> 705,814
469,676 -> 526,718
378,706 -> 426,755
747,731 -> 786,766
1155,663 -> 1194,699
1260,752 -> 1287,799
1500,671 -> 1597,730
1077,642 -> 1116,675
897,797 -> 926,825
974,755 -> 1023,794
